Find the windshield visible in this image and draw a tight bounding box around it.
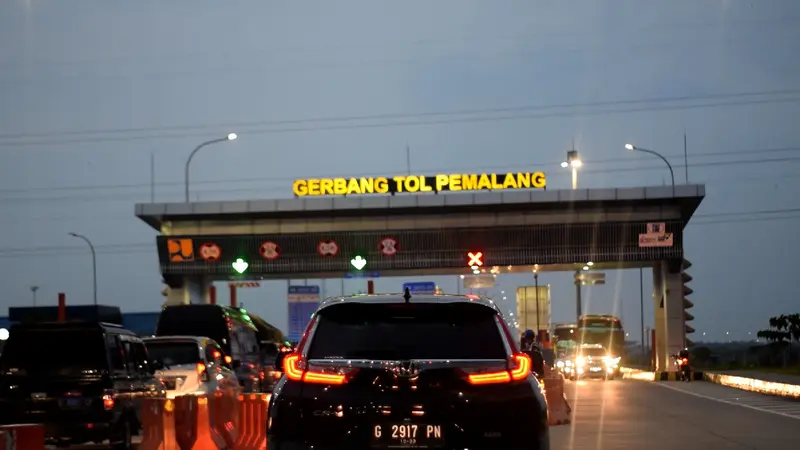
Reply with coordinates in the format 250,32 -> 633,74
0,328 -> 106,376
307,303 -> 507,360
144,341 -> 201,367
579,347 -> 608,358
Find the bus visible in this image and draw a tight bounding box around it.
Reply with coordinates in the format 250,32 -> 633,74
577,314 -> 625,359
551,323 -> 579,356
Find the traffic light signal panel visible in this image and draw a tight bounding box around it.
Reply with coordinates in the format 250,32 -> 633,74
682,259 -> 695,346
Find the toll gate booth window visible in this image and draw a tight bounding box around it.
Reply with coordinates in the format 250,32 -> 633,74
0,329 -> 106,376
145,342 -> 202,367
307,303 -> 507,360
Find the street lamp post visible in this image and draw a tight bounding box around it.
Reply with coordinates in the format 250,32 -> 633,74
30,285 -> 39,306
68,232 -> 97,306
561,149 -> 582,190
184,133 -> 238,202
624,144 -> 675,196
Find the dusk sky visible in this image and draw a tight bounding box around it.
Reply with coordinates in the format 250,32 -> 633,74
1,0 -> 799,343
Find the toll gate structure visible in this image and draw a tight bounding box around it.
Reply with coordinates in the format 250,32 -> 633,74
135,183 -> 705,371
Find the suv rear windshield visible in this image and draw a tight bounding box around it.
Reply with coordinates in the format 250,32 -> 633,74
0,328 -> 107,376
307,303 -> 507,360
145,341 -> 201,367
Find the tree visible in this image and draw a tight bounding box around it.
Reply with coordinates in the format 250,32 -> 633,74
757,314 -> 800,367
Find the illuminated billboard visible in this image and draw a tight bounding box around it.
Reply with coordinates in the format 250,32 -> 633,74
292,172 -> 546,197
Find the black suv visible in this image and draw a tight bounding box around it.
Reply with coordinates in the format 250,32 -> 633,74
0,321 -> 164,449
267,292 -> 550,450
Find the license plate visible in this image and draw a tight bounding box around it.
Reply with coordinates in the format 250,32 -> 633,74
372,423 -> 443,448
64,398 -> 84,407
589,367 -> 602,372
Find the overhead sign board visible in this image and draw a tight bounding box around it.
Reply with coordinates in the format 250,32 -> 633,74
574,272 -> 606,281
403,282 -> 436,294
292,172 -> 546,197
639,233 -> 673,247
463,275 -> 495,289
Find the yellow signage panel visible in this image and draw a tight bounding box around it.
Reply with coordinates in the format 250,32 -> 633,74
293,172 -> 546,197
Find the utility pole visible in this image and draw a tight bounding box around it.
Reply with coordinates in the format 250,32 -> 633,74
150,152 -> 155,203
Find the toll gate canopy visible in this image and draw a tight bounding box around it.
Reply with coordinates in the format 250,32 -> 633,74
136,184 -> 704,280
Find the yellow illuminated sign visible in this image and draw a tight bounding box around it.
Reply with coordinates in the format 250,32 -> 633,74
292,172 -> 546,197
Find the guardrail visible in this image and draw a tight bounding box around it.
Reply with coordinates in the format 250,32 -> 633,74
621,366 -> 800,399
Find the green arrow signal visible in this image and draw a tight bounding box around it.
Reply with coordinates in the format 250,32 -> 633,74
232,258 -> 249,274
350,255 -> 367,270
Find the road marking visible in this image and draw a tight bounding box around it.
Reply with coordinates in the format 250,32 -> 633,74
656,382 -> 800,420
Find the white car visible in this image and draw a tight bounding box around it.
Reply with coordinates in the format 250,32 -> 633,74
143,336 -> 241,399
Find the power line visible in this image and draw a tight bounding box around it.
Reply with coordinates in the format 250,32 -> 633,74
2,88 -> 797,142
1,208 -> 798,258
2,152 -> 799,204
1,145 -> 799,200
2,92 -> 800,148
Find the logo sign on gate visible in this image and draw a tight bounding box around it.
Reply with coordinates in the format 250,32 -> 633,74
639,222 -> 674,248
403,282 -> 437,295
287,285 -> 321,342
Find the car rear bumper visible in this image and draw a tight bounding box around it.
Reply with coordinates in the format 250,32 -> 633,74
269,431 -> 550,450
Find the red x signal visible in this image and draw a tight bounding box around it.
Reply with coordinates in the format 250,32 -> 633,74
467,251 -> 483,267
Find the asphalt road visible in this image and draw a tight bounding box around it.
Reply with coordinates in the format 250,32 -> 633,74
551,378 -> 800,450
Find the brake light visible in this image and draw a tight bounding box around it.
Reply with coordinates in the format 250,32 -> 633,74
102,391 -> 114,410
283,353 -> 354,385
467,353 -> 531,385
681,358 -> 688,365
196,362 -> 207,375
224,355 -> 232,364
213,351 -> 221,360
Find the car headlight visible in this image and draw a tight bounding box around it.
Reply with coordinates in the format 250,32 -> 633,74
565,360 -> 573,367
576,357 -> 586,367
556,361 -> 564,368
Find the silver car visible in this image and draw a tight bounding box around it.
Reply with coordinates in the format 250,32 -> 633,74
143,336 -> 241,399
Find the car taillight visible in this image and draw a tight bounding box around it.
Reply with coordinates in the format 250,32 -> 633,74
102,390 -> 115,410
224,355 -> 232,364
197,362 -> 210,381
282,353 -> 356,385
466,353 -> 532,385
681,358 -> 688,365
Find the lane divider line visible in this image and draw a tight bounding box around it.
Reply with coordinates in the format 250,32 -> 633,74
654,382 -> 800,421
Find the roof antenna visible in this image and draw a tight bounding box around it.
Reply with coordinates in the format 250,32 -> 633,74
403,287 -> 412,303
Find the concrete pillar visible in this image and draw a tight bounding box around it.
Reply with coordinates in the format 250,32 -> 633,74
652,260 -> 687,371
652,262 -> 668,371
662,260 -> 687,363
163,276 -> 214,306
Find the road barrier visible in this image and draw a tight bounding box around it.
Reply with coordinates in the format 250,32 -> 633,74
541,365 -> 571,426
703,372 -> 800,399
140,392 -> 269,450
0,424 -> 45,450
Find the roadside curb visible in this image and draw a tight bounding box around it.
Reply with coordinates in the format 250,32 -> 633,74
620,367 -> 800,399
